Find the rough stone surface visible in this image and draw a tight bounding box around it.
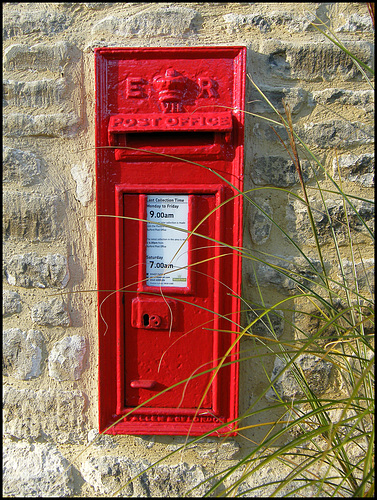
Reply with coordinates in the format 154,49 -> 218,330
3,328 -> 45,379
3,386 -> 87,443
230,458 -> 319,497
250,86 -> 308,115
336,258 -> 374,294
3,10 -> 71,39
3,146 -> 42,186
92,6 -> 199,37
336,13 -> 374,32
252,119 -> 374,148
3,41 -> 80,72
310,88 -> 375,113
298,120 -> 374,148
3,112 -> 80,137
81,456 -> 213,497
247,308 -> 285,338
3,191 -> 60,242
265,354 -> 333,401
48,335 -> 87,381
248,256 -> 325,294
4,252 -> 70,288
31,297 -> 71,326
250,156 -> 312,187
3,78 -> 68,108
287,197 -> 374,246
71,163 -> 93,206
262,40 -> 373,81
224,11 -> 315,34
249,199 -> 273,245
3,290 -> 22,316
3,440 -> 75,497
332,152 -> 374,187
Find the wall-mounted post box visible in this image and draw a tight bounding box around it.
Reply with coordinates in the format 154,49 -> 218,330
95,47 -> 246,436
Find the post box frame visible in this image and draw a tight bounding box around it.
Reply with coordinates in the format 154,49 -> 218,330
95,46 -> 246,436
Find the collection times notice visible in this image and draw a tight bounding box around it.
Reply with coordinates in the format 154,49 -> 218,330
146,195 -> 188,287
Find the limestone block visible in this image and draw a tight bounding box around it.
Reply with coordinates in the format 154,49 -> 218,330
48,335 -> 87,381
249,199 -> 273,245
3,328 -> 45,379
286,196 -> 374,246
262,40 -> 373,81
265,354 -> 333,401
250,156 -> 312,187
3,78 -> 67,108
223,13 -> 271,33
195,438 -> 240,460
336,258 -> 374,294
3,41 -> 80,72
3,112 -> 80,138
248,256 -> 325,294
336,13 -> 374,32
31,297 -> 71,326
3,290 -> 22,316
3,386 -> 87,443
3,441 -> 74,497
247,308 -> 285,338
310,88 -> 375,113
223,11 -> 315,34
229,459 -> 318,497
252,119 -> 374,148
299,120 -> 374,148
332,153 -> 374,187
3,191 -> 60,242
249,86 -> 308,115
80,456 -> 213,497
5,252 -> 69,288
3,10 -> 70,38
3,146 -> 42,186
91,6 -> 199,37
71,163 -> 93,206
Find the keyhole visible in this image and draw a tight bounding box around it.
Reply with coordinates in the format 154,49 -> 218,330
143,314 -> 149,327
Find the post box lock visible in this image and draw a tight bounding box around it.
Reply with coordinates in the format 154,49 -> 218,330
131,297 -> 177,330
96,46 -> 246,436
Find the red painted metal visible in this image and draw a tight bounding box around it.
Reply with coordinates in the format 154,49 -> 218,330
95,47 -> 246,436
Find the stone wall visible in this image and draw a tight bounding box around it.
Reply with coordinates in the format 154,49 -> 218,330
3,2 -> 374,497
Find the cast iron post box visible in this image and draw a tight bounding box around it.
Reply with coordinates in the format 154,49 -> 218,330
95,47 -> 246,436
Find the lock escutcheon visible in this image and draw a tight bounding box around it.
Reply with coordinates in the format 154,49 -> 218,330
149,315 -> 161,327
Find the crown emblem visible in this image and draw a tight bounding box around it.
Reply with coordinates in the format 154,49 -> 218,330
153,68 -> 186,113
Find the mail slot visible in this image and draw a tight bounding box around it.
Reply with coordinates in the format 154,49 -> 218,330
96,47 -> 246,436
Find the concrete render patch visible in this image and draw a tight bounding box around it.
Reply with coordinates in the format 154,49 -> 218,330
71,163 -> 93,206
3,440 -> 74,497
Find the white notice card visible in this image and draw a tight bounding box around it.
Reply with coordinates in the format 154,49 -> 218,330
146,195 -> 189,287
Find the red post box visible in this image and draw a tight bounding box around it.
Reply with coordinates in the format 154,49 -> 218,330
95,47 -> 246,436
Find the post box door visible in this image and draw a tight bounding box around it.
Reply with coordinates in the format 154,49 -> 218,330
122,191 -> 220,410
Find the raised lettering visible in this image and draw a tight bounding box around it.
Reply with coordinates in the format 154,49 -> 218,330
126,77 -> 147,99
197,77 -> 218,98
